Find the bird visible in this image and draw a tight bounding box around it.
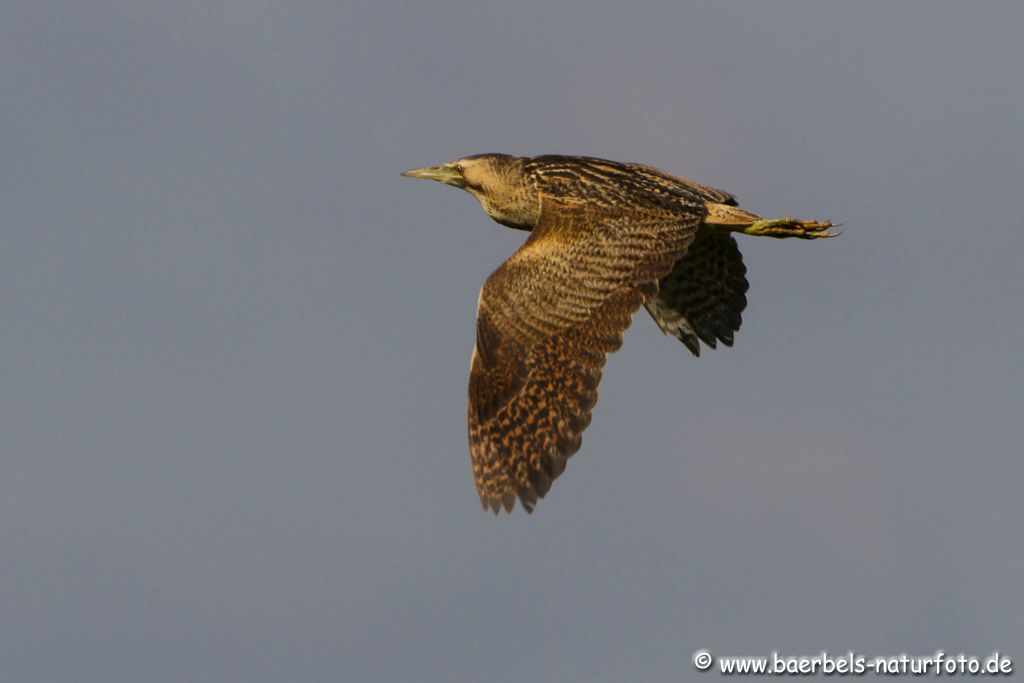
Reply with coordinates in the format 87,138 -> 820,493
402,154 -> 837,514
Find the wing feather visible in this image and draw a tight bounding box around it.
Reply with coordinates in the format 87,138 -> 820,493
644,232 -> 749,356
468,198 -> 700,513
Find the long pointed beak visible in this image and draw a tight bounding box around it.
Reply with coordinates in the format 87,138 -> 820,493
401,164 -> 463,185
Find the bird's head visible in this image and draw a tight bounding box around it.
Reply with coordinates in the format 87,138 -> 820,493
402,154 -> 540,230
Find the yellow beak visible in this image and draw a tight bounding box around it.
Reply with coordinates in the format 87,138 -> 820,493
400,164 -> 463,185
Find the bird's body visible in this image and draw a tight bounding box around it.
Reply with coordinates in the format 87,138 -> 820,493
402,154 -> 837,513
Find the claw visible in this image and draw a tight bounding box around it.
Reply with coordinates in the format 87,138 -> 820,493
745,216 -> 842,239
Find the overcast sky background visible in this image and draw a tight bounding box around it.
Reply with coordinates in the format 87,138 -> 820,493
2,2 -> 1023,681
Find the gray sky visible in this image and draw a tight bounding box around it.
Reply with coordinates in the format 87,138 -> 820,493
2,1 -> 1022,681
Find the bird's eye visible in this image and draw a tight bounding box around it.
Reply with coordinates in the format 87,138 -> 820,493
453,164 -> 464,173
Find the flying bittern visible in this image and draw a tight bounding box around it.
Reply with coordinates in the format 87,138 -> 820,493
402,154 -> 838,514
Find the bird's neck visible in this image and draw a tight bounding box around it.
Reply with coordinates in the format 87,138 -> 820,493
472,182 -> 541,232
491,215 -> 535,231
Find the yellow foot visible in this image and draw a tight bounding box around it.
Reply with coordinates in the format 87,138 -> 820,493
745,217 -> 841,239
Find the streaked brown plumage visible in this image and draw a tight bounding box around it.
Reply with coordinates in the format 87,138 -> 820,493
402,154 -> 837,514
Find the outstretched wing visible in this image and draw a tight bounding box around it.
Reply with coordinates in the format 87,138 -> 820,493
469,198 -> 700,513
644,232 -> 749,356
